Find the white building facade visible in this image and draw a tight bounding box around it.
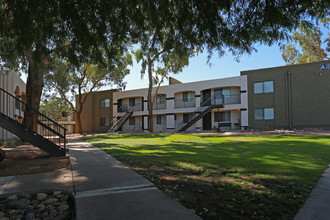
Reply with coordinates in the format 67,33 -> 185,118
0,70 -> 26,141
112,76 -> 248,132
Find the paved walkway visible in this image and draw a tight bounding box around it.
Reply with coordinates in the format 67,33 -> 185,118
0,138 -> 200,220
294,166 -> 330,220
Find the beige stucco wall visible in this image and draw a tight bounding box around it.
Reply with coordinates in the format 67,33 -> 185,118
77,89 -> 118,133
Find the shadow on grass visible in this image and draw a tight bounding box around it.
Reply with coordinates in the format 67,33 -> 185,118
84,134 -> 330,219
96,138 -> 330,180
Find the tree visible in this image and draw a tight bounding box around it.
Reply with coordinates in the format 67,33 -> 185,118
44,55 -> 132,134
0,1 -> 328,133
134,35 -> 196,132
39,97 -> 72,121
0,1 -> 129,131
131,1 -> 329,132
282,22 -> 329,65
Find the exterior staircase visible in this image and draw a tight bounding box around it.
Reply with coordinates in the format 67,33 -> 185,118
108,106 -> 133,133
0,88 -> 66,157
178,96 -> 224,132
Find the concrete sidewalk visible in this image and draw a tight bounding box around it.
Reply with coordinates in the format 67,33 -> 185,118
0,137 -> 200,220
294,166 -> 330,220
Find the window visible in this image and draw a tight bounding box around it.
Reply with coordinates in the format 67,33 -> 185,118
62,111 -> 68,117
254,108 -> 274,120
156,94 -> 166,104
254,109 -> 264,120
183,113 -> 193,123
100,99 -> 110,108
254,81 -> 274,94
156,115 -> 165,124
264,108 -> 274,120
214,111 -> 231,122
100,117 -> 110,126
214,88 -> 231,99
183,92 -> 193,102
129,98 -> 135,106
264,81 -> 274,93
129,117 -> 135,125
222,89 -> 231,98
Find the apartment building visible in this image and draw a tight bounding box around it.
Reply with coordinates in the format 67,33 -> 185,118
241,60 -> 330,130
0,70 -> 26,141
111,76 -> 248,132
77,89 -> 118,133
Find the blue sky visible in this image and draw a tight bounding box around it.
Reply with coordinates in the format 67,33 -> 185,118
122,44 -> 286,90
122,23 -> 329,90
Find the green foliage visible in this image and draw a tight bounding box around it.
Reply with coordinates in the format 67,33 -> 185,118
282,21 -> 330,65
44,54 -> 132,104
84,134 -> 330,219
39,97 -> 72,121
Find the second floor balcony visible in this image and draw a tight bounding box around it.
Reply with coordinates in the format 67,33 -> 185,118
174,98 -> 196,109
153,101 -> 166,110
118,103 -> 143,112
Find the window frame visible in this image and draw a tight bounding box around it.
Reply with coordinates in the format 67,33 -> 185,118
100,99 -> 110,108
254,108 -> 274,120
129,98 -> 135,106
156,115 -> 165,124
254,81 -> 274,94
183,113 -> 193,123
214,111 -> 231,122
182,92 -> 193,102
100,117 -> 110,126
129,117 -> 135,125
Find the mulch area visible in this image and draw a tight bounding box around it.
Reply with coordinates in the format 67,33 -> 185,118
0,145 -> 70,177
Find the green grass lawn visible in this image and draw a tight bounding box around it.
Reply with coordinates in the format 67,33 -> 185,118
83,134 -> 330,219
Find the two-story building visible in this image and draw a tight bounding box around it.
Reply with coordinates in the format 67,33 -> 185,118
111,76 -> 248,132
79,60 -> 330,133
242,60 -> 330,130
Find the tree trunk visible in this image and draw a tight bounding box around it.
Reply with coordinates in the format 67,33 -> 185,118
75,111 -> 83,134
24,61 -> 44,131
147,59 -> 154,132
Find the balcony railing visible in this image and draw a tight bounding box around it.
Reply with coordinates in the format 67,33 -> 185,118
153,101 -> 166,110
174,98 -> 196,109
200,94 -> 241,106
118,103 -> 143,112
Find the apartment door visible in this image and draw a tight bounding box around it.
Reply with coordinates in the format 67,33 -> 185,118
203,112 -> 212,130
202,89 -> 211,106
117,99 -> 123,112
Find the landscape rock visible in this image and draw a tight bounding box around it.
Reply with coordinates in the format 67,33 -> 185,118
25,212 -> 35,220
0,192 -> 73,220
56,204 -> 69,212
49,209 -> 57,215
37,193 -> 47,201
36,204 -> 45,212
43,198 -> 58,205
8,198 -> 30,209
30,200 -> 39,206
53,191 -> 62,196
60,195 -> 69,202
19,193 -> 31,199
6,195 -> 17,201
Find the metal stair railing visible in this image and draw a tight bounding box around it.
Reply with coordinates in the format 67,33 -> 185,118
0,87 -> 66,153
108,106 -> 134,133
177,95 -> 225,131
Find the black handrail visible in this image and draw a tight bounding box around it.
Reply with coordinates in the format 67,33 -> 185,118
0,87 -> 66,152
177,95 -> 225,130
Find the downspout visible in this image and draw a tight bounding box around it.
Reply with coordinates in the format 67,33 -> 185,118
286,71 -> 292,129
